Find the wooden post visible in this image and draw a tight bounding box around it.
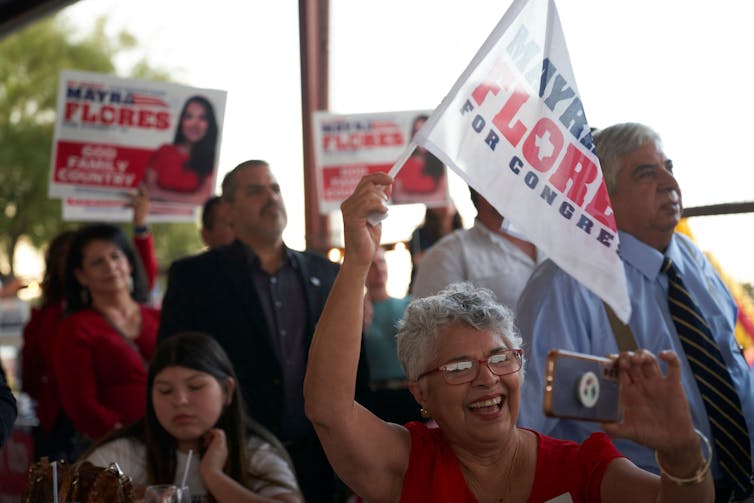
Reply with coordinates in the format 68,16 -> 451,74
683,202 -> 754,218
299,0 -> 331,253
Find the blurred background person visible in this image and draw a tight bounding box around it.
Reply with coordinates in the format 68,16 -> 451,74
53,223 -> 159,454
21,189 -> 156,460
144,95 -> 219,205
21,229 -> 75,460
0,275 -> 23,298
0,361 -> 16,449
84,332 -> 301,503
0,272 -> 29,332
407,202 -> 463,293
364,247 -> 419,425
201,195 -> 234,249
412,187 -> 539,310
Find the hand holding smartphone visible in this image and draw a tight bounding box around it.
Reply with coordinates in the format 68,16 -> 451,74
543,349 -> 622,423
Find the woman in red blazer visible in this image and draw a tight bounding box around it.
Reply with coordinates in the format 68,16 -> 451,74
53,223 -> 159,448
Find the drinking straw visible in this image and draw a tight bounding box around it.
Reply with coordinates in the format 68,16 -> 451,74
52,461 -> 58,503
181,449 -> 193,490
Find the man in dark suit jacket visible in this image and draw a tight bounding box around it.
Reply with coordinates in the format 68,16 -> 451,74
159,160 -> 372,502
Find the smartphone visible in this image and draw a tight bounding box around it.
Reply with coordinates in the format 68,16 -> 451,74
543,349 -> 622,423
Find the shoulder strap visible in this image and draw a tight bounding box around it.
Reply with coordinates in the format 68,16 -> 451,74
603,301 -> 638,352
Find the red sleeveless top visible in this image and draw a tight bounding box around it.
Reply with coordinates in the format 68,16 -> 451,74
400,422 -> 622,502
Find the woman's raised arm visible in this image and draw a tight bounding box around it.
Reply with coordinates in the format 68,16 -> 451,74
304,173 -> 411,502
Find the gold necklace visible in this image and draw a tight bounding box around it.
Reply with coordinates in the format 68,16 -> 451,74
498,436 -> 520,503
464,433 -> 521,503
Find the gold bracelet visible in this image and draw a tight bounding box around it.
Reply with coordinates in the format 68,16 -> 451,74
655,428 -> 712,486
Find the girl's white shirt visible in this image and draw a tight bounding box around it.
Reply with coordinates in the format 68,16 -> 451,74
86,435 -> 298,500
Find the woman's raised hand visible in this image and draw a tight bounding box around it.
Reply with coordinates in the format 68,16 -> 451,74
340,173 -> 393,268
601,350 -> 701,462
127,184 -> 150,227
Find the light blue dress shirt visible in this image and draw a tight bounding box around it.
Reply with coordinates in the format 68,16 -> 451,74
515,231 -> 754,477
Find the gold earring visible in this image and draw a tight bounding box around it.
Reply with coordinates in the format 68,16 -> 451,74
420,407 -> 431,419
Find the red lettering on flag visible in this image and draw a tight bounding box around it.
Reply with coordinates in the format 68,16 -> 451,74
491,92 -> 530,147
585,182 -> 617,231
469,58 -> 533,148
522,118 -> 563,173
549,143 -> 598,206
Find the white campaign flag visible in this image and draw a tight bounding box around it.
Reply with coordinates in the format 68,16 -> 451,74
410,0 -> 631,322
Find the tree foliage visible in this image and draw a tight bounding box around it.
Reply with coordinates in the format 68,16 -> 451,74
0,15 -> 202,276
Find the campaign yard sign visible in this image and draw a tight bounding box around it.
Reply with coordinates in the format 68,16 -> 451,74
61,196 -> 198,223
49,70 -> 226,221
411,0 -> 631,322
313,110 -> 450,214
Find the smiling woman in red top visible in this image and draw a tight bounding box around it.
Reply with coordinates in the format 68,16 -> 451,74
53,223 -> 159,444
303,173 -> 714,503
144,95 -> 219,205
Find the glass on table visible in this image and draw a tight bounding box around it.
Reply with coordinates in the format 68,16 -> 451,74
143,484 -> 191,503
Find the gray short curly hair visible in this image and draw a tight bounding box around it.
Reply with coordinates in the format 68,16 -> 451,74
396,282 -> 523,381
594,123 -> 662,195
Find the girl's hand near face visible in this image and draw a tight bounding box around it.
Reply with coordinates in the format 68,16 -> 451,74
199,428 -> 228,479
198,428 -> 301,502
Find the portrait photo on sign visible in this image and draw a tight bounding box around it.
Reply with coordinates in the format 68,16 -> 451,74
392,113 -> 450,205
143,95 -> 220,206
49,70 -> 227,222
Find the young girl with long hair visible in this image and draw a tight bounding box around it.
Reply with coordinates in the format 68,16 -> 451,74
83,332 -> 301,503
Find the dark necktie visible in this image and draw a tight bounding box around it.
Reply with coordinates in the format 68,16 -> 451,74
663,257 -> 752,498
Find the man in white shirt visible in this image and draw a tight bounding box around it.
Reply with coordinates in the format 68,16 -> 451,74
412,187 -> 540,309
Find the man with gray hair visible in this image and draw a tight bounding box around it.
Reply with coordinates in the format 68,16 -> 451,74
516,122 -> 754,501
159,159 -> 373,502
